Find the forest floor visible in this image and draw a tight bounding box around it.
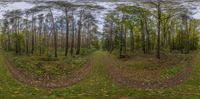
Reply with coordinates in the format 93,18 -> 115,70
1,50 -> 200,98
4,52 -> 94,88
104,51 -> 196,89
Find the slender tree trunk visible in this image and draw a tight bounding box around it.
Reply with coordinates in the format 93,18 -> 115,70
65,9 -> 69,56
49,9 -> 57,57
120,25 -> 123,58
18,19 -> 21,53
39,19 -> 43,55
71,14 -> 75,55
15,19 -> 18,54
144,19 -> 150,53
141,20 -> 146,54
25,18 -> 29,54
157,3 -> 161,59
186,18 -> 190,53
31,15 -> 35,54
76,10 -> 83,55
60,20 -> 64,50
43,23 -> 46,54
109,22 -> 113,53
7,28 -> 11,51
130,27 -> 134,53
124,25 -> 127,55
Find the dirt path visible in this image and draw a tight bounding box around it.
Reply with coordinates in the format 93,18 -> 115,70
3,50 -> 197,89
104,53 -> 197,89
4,55 -> 95,88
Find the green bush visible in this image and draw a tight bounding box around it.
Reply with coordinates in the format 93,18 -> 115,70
80,47 -> 96,56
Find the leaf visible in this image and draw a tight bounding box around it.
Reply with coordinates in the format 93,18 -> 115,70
14,91 -> 19,94
34,87 -> 39,91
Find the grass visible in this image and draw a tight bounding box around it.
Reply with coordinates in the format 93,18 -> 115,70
110,52 -> 194,82
6,52 -> 87,78
161,65 -> 183,78
0,50 -> 200,98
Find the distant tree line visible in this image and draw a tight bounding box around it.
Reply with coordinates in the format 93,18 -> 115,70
102,0 -> 200,58
1,1 -> 101,57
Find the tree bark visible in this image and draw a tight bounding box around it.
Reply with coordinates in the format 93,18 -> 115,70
141,20 -> 146,54
65,8 -> 69,56
120,25 -> 123,58
157,3 -> 161,59
71,13 -> 75,55
76,10 -> 83,55
49,9 -> 57,57
130,27 -> 134,53
31,14 -> 35,54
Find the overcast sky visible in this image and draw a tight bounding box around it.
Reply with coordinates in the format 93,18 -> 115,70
0,1 -> 200,31
0,2 -> 119,31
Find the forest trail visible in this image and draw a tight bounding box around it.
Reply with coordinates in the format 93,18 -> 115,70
1,1 -> 200,98
104,52 -> 198,89
0,51 -> 200,98
3,51 -> 94,88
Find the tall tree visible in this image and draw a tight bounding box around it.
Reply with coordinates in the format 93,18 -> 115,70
71,11 -> 75,55
76,9 -> 84,55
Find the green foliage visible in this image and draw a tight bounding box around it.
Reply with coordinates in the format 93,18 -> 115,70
7,52 -> 87,78
161,65 -> 183,78
91,40 -> 100,50
102,4 -> 200,57
80,47 -> 96,56
0,1 -> 200,98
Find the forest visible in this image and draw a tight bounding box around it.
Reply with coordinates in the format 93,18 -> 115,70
0,0 -> 200,98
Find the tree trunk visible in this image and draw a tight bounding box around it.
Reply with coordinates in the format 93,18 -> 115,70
25,18 -> 29,54
76,10 -> 83,55
141,20 -> 146,54
15,19 -> 18,54
145,18 -> 150,53
39,19 -> 43,55
124,25 -> 127,55
71,15 -> 75,56
109,22 -> 113,53
65,9 -> 69,56
31,14 -> 35,54
157,3 -> 161,59
50,9 -> 57,57
120,25 -> 123,58
7,28 -> 11,51
130,27 -> 134,53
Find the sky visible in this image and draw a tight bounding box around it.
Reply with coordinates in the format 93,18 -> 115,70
0,2 -> 122,31
0,1 -> 200,31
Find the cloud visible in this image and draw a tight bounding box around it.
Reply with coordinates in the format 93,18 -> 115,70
1,1 -> 200,32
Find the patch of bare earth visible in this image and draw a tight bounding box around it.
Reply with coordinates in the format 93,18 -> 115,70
105,52 -> 197,89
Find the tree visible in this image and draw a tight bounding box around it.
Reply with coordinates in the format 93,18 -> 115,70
4,10 -> 23,54
71,11 -> 75,55
38,14 -> 44,55
48,8 -> 57,57
76,9 -> 84,55
26,6 -> 45,54
157,1 -> 161,59
48,1 -> 76,56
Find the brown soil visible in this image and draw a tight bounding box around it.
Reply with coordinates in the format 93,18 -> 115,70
104,53 -> 197,89
4,55 -> 94,88
114,53 -> 192,82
